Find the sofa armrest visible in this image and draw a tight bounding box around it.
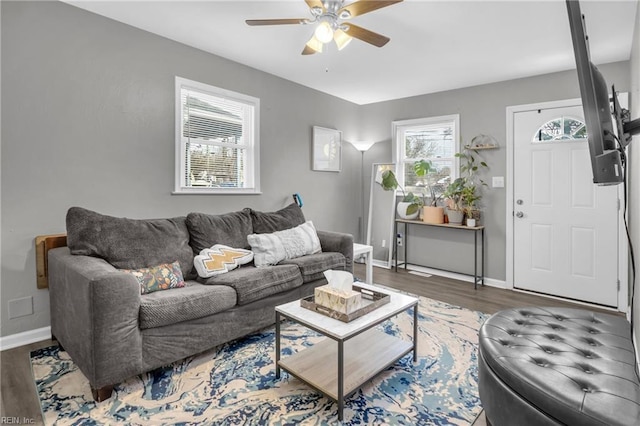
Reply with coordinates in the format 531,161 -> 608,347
316,230 -> 354,273
48,247 -> 143,389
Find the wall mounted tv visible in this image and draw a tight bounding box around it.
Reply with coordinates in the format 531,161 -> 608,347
566,0 -> 640,185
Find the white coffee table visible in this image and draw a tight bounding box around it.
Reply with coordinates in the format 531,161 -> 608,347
275,283 -> 419,421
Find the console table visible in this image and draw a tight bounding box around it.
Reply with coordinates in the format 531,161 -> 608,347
394,219 -> 485,289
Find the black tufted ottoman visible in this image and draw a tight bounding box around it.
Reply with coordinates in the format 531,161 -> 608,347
479,307 -> 640,426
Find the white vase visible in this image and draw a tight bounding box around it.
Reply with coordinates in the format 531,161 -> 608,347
466,218 -> 477,227
397,202 -> 419,220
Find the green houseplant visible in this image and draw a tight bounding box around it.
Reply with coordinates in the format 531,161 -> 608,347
379,159 -> 441,219
442,177 -> 466,224
461,183 -> 482,226
444,143 -> 490,225
380,169 -> 423,219
413,159 -> 445,223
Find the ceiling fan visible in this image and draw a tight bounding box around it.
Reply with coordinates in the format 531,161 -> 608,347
246,0 -> 403,55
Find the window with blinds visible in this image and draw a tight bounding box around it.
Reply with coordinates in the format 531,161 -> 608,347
175,77 -> 260,194
393,115 -> 460,196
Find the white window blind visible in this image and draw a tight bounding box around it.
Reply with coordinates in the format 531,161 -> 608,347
175,77 -> 260,194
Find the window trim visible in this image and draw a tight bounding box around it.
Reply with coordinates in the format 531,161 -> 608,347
531,115 -> 587,143
173,76 -> 261,195
391,114 -> 460,192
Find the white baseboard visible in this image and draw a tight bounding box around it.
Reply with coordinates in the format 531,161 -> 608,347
402,264 -> 508,289
0,326 -> 51,351
376,263 -> 507,288
372,260 -> 392,269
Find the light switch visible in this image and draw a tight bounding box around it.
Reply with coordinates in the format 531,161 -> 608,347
492,176 -> 505,188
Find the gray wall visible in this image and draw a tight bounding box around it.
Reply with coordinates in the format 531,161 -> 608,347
360,62 -> 631,281
0,1 -> 361,337
1,0 -> 636,339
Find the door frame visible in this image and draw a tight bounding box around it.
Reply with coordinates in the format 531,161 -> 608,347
506,98 -> 628,311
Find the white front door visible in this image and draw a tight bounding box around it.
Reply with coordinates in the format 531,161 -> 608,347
512,105 -> 619,306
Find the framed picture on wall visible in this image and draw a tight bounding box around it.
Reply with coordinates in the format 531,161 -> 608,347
312,126 -> 342,172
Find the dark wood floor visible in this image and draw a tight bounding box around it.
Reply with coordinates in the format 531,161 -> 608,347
1,263 -> 616,425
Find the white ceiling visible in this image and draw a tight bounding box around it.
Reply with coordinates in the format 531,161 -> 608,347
64,0 -> 638,105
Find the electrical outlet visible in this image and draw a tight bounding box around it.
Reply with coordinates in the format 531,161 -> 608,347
381,239 -> 386,248
8,296 -> 33,319
492,176 -> 505,188
397,234 -> 403,246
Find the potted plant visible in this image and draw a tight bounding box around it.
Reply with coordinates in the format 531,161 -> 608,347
379,170 -> 423,219
461,184 -> 482,226
448,143 -> 490,225
413,159 -> 445,224
442,177 -> 466,224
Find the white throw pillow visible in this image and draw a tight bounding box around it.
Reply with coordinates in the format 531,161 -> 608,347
193,244 -> 254,278
247,221 -> 321,267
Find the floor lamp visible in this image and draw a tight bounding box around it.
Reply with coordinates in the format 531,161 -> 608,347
349,141 -> 376,244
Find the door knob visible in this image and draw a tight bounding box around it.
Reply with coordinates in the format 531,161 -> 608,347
516,211 -> 524,218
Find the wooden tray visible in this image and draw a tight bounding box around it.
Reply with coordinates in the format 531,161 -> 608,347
300,284 -> 390,322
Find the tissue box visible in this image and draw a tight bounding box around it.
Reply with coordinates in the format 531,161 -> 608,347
314,284 -> 362,314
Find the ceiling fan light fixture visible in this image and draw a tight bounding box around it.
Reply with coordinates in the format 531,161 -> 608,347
333,29 -> 352,50
314,20 -> 334,44
339,10 -> 351,20
305,35 -> 324,53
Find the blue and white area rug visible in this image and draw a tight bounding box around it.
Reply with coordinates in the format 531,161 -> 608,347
31,295 -> 487,425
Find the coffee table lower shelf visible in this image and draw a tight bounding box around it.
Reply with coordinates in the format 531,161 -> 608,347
278,328 -> 413,401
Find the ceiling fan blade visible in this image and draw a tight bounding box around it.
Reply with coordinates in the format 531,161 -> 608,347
344,23 -> 390,47
302,45 -> 317,55
339,0 -> 403,18
246,18 -> 306,26
305,0 -> 325,11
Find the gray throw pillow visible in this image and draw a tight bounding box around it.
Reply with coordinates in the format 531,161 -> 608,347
186,210 -> 253,253
66,207 -> 193,275
248,221 -> 321,267
246,202 -> 306,234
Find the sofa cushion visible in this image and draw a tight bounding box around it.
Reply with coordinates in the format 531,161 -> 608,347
193,245 -> 254,278
139,281 -> 237,329
247,221 -> 321,267
200,264 -> 303,305
246,202 -> 305,234
66,207 -> 193,275
186,210 -> 253,253
280,252 -> 347,283
123,261 -> 185,294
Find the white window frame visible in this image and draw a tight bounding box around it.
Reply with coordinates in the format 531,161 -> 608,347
391,114 -> 460,193
174,77 -> 261,194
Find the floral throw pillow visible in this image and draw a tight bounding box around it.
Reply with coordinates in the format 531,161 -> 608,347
123,261 -> 185,294
194,245 -> 254,278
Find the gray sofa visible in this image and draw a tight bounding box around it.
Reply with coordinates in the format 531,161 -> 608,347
48,204 -> 353,401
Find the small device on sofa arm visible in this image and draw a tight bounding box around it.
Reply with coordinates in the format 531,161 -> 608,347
292,193 -> 303,207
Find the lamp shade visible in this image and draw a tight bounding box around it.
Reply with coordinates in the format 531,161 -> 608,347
314,21 -> 334,43
305,35 -> 323,53
349,141 -> 375,152
334,29 -> 353,51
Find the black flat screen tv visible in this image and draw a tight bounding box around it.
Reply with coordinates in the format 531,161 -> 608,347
566,0 -> 639,185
